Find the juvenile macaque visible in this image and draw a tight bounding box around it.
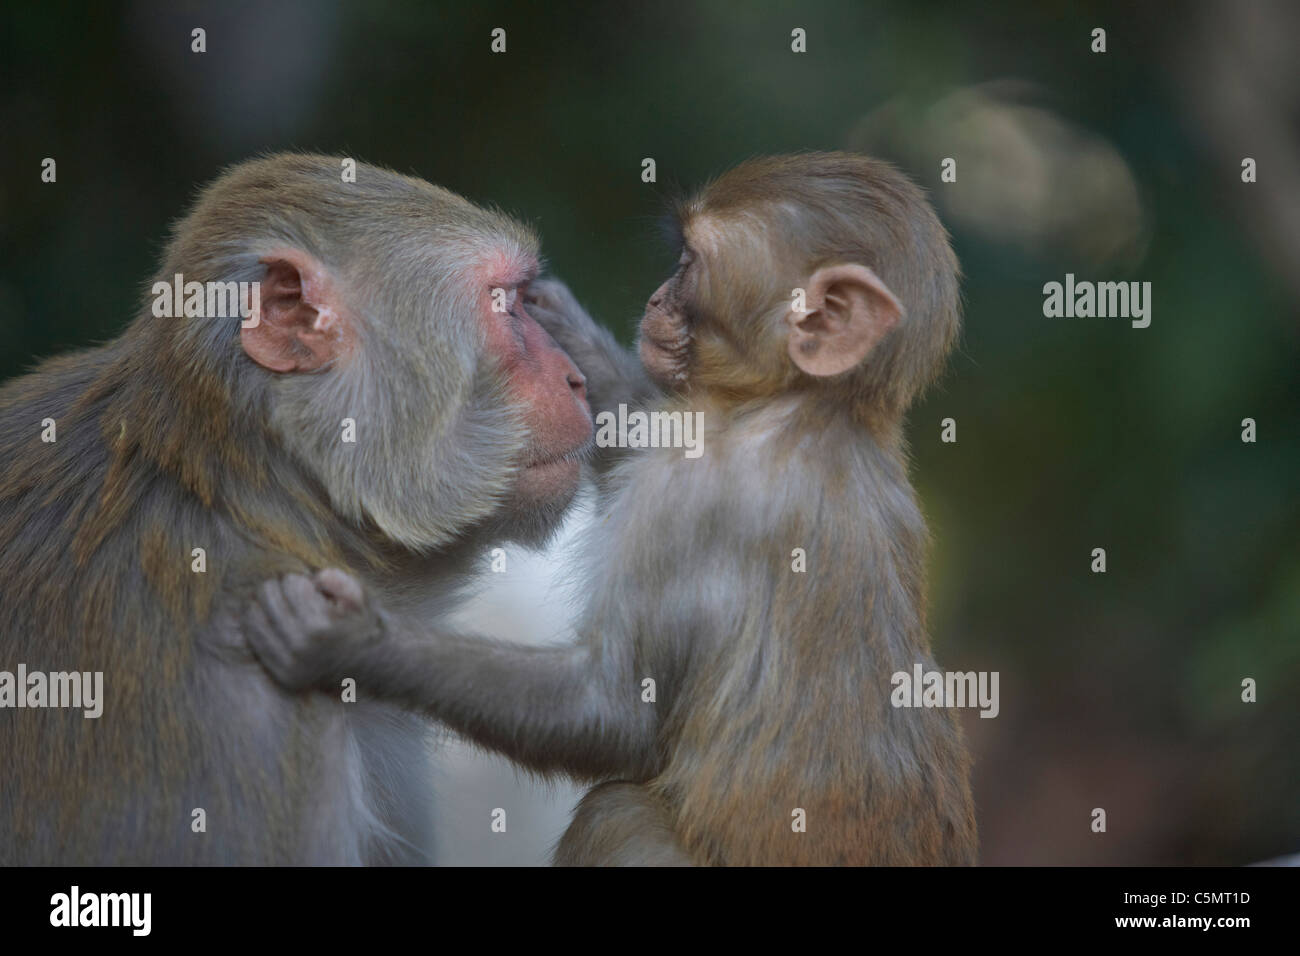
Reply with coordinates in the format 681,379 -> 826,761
0,154 -> 592,864
248,152 -> 977,865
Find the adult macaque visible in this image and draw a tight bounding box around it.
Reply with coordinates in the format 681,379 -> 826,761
0,154 -> 593,864
248,152 -> 977,865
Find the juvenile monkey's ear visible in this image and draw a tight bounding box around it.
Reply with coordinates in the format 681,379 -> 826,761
241,249 -> 355,373
786,264 -> 903,377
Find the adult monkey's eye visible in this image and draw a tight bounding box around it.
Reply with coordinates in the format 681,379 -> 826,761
504,288 -> 528,348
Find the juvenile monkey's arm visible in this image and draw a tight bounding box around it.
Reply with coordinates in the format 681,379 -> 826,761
525,278 -> 659,474
244,569 -> 656,780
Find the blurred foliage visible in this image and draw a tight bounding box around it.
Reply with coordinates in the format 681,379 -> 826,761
0,0 -> 1295,864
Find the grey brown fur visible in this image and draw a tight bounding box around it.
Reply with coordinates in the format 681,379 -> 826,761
248,153 -> 977,866
0,154 -> 561,864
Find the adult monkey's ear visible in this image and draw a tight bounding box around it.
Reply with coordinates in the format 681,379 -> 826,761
241,248 -> 356,373
785,264 -> 903,377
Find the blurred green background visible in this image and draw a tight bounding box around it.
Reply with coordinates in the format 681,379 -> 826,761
1,0 -> 1296,864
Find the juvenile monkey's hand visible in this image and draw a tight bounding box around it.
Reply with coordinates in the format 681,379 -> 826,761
524,277 -> 604,357
245,568 -> 386,693
525,277 -> 657,424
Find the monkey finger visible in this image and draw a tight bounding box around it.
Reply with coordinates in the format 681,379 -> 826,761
258,578 -> 308,638
245,602 -> 292,673
524,278 -> 595,337
521,277 -> 571,309
314,567 -> 365,614
247,599 -> 323,691
281,574 -> 335,633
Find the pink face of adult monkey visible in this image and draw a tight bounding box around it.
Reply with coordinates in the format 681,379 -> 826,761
0,153 -> 592,864
239,197 -> 592,539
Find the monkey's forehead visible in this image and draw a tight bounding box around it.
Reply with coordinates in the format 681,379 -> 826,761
206,150 -> 542,253
672,213 -> 730,258
471,244 -> 539,289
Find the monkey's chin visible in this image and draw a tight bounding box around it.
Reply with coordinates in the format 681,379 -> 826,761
516,457 -> 581,503
489,459 -> 581,548
638,339 -> 688,392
